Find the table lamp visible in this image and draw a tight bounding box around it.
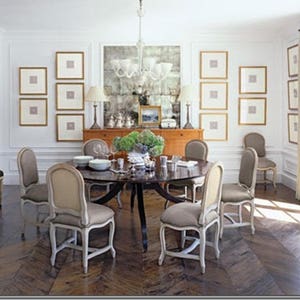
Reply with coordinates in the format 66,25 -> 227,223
178,85 -> 194,129
85,86 -> 109,129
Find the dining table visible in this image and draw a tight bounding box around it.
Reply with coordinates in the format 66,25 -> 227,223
76,157 -> 212,252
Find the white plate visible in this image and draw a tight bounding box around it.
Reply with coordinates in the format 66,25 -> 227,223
73,155 -> 94,167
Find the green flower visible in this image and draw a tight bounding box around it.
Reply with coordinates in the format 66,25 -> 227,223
113,129 -> 165,157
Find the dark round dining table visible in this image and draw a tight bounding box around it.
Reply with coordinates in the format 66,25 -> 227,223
76,157 -> 212,252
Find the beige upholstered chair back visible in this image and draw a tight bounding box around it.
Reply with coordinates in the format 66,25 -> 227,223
238,147 -> 258,195
82,139 -> 109,158
185,140 -> 208,161
17,147 -> 39,190
47,163 -> 88,225
199,161 -> 223,225
244,132 -> 265,157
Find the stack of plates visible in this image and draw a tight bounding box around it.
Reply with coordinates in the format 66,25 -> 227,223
73,155 -> 93,167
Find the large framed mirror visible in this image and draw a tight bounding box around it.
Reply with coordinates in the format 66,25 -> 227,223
103,45 -> 181,128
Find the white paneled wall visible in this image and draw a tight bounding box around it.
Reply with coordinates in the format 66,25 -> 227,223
0,30 -> 297,188
281,34 -> 299,190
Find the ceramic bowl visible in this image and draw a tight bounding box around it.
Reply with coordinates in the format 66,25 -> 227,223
89,159 -> 111,171
73,155 -> 94,167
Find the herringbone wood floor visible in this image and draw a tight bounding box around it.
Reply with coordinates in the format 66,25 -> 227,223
1,183 -> 300,296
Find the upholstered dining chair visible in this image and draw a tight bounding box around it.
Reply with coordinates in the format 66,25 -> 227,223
165,139 -> 208,203
17,147 -> 49,239
47,163 -> 116,274
82,138 -> 122,208
158,161 -> 224,274
220,147 -> 258,239
244,132 -> 277,191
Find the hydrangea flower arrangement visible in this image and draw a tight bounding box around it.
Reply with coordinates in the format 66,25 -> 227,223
113,129 -> 165,157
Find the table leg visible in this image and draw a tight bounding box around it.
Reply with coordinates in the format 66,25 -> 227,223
136,183 -> 148,252
93,182 -> 125,205
130,184 -> 136,212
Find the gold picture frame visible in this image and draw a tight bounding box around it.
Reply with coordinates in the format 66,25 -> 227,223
19,98 -> 48,126
56,113 -> 84,142
56,51 -> 84,80
200,82 -> 228,110
287,44 -> 298,77
288,113 -> 298,144
139,105 -> 161,127
200,51 -> 228,79
56,82 -> 84,110
239,66 -> 267,94
199,113 -> 228,141
288,79 -> 298,110
19,67 -> 47,95
238,97 -> 267,125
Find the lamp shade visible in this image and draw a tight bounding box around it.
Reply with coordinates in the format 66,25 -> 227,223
85,86 -> 109,103
177,85 -> 195,105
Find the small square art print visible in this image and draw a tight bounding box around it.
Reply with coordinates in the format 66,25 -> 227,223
19,98 -> 47,126
56,114 -> 84,142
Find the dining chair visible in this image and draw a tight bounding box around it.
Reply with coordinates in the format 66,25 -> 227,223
244,132 -> 277,191
17,147 -> 49,239
158,161 -> 224,274
165,139 -> 208,203
220,147 -> 258,239
47,163 -> 116,274
82,138 -> 122,208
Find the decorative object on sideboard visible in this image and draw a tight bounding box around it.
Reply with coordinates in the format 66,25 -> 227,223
85,86 -> 109,129
178,85 -> 194,129
113,129 -> 165,157
110,0 -> 172,93
139,105 -> 161,128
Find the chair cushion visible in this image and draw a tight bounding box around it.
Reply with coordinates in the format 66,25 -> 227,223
52,202 -> 114,228
258,157 -> 276,169
160,202 -> 218,227
221,183 -> 253,203
21,183 -> 48,202
168,176 -> 205,188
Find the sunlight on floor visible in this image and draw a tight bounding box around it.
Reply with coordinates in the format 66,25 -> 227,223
244,198 -> 300,224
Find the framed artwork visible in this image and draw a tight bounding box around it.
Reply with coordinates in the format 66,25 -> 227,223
139,105 -> 161,127
238,97 -> 266,125
288,79 -> 298,110
239,66 -> 267,94
287,44 -> 298,77
19,67 -> 47,95
200,82 -> 228,110
56,52 -> 84,80
56,114 -> 84,142
288,113 -> 298,144
19,98 -> 47,126
200,51 -> 228,79
56,83 -> 84,110
199,113 -> 228,141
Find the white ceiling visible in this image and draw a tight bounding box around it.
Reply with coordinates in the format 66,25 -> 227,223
0,0 -> 299,35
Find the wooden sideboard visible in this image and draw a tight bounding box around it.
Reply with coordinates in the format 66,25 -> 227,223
83,128 -> 203,156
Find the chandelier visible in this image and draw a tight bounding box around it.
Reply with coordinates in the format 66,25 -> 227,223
110,0 -> 173,89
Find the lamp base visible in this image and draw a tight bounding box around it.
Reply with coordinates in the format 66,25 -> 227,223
89,122 -> 101,129
183,122 -> 194,129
